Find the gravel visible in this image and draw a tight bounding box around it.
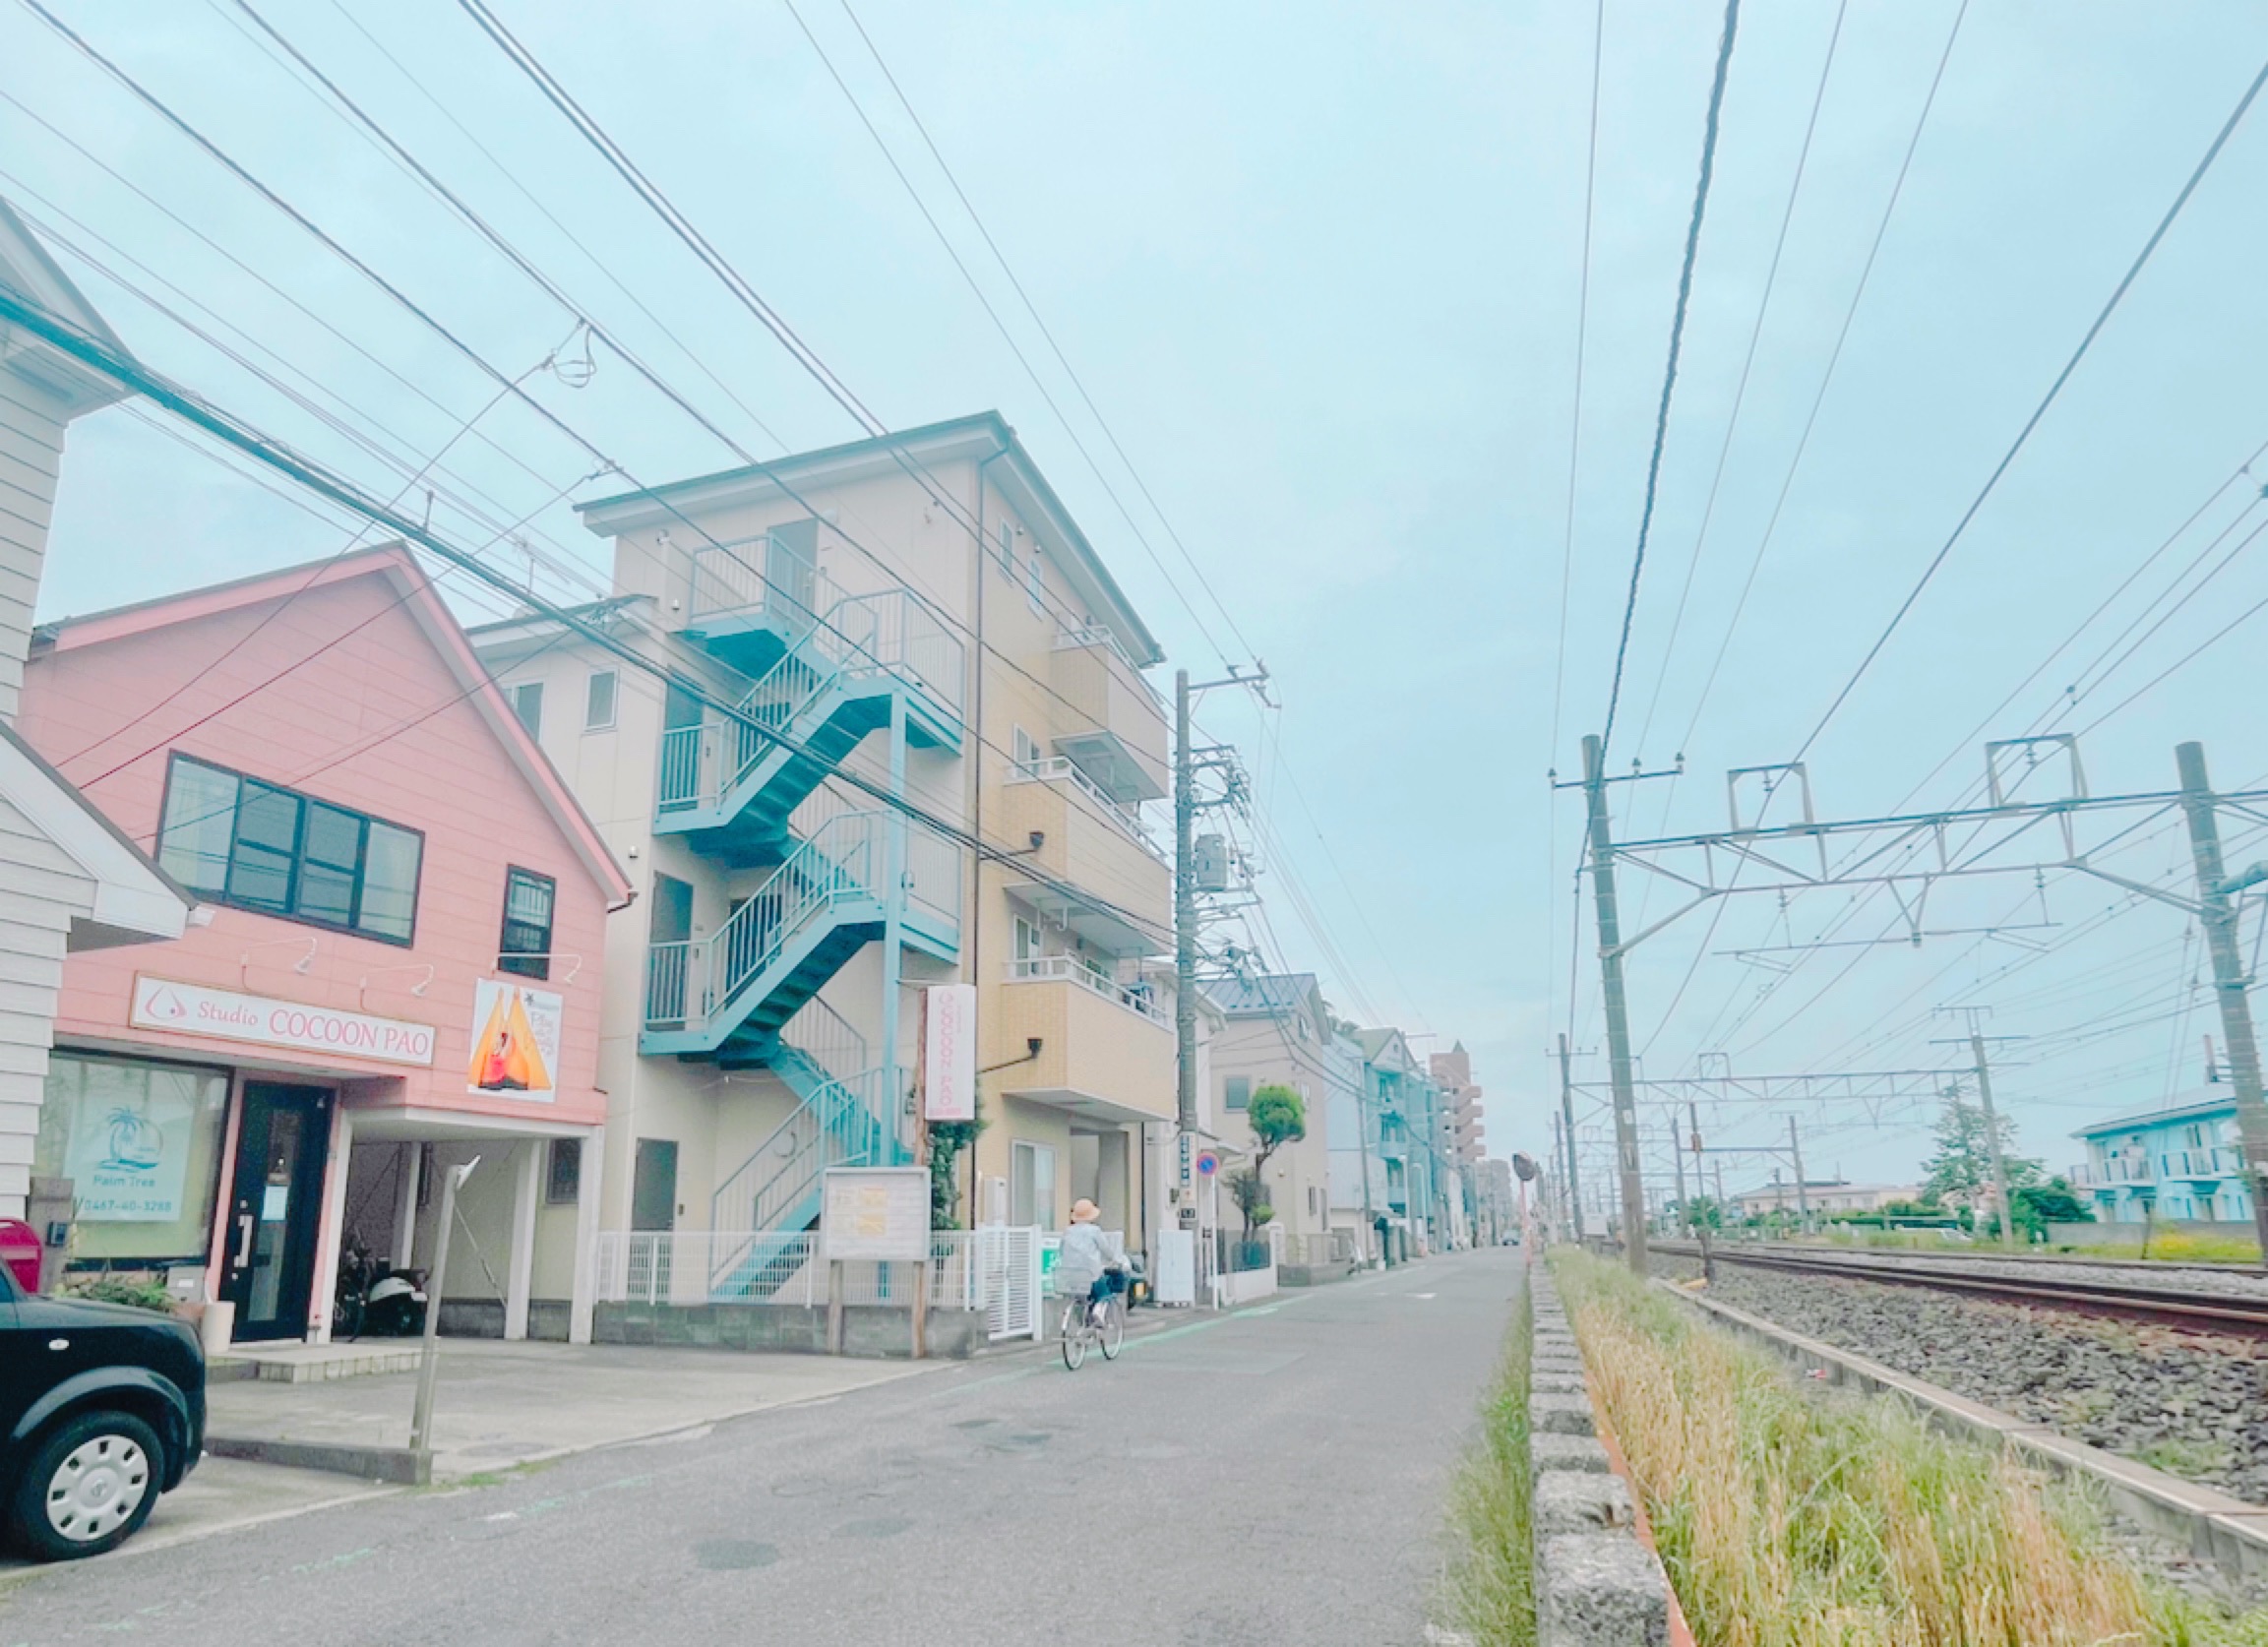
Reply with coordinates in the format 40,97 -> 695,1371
1666,1258 -> 2268,1503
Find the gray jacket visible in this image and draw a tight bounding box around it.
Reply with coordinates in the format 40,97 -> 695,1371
1056,1222 -> 1122,1292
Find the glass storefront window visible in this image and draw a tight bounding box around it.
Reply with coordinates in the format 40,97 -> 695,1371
33,1055 -> 230,1263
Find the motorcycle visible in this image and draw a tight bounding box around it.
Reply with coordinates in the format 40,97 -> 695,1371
334,1239 -> 428,1339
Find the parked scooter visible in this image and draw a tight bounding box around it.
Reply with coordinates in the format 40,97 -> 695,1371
334,1238 -> 428,1339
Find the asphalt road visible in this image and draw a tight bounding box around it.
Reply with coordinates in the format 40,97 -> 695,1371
0,1249 -> 1524,1647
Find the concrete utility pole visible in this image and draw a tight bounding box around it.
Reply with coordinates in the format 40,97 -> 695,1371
1668,1107 -> 1689,1235
1174,669 -> 1196,1214
2176,741 -> 2268,1263
1578,734 -> 1648,1273
1970,1029 -> 2018,1251
1557,1033 -> 1584,1241
1173,663 -> 1269,1239
1688,1099 -> 1714,1282
1785,1116 -> 1809,1237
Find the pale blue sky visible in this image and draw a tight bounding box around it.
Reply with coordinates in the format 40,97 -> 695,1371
12,1 -> 2268,1193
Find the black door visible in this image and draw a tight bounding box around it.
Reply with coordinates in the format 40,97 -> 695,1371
220,1084 -> 333,1342
632,1139 -> 679,1233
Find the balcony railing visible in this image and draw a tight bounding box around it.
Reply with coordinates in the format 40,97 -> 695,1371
1005,953 -> 1165,1022
2071,1154 -> 2156,1188
1003,756 -> 1169,864
2162,1145 -> 2247,1181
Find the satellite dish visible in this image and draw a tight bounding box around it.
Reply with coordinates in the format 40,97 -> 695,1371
1511,1152 -> 1540,1183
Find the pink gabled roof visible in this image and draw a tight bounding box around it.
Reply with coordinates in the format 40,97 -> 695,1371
40,544 -> 635,909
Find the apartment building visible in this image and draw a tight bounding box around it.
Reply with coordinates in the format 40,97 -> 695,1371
1354,1026 -> 1438,1254
2071,1093 -> 2251,1226
469,414 -> 1176,1301
1431,1042 -> 1486,1170
1206,973 -> 1335,1245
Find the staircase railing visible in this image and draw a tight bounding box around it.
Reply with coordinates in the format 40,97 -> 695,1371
642,813 -> 884,1035
656,587 -> 965,815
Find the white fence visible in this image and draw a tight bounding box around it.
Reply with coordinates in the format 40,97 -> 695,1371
592,1228 -> 1042,1342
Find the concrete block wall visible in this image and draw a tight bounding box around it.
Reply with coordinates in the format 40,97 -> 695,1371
1528,1264 -> 1673,1647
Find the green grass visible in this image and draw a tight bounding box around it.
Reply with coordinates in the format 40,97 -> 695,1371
1554,1248 -> 2268,1647
2138,1436 -> 2235,1481
1439,1274 -> 1533,1645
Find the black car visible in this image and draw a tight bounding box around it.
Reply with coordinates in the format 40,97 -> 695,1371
0,1264 -> 205,1560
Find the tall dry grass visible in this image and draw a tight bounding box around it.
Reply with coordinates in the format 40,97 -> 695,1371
1555,1250 -> 2268,1647
1440,1280 -> 1535,1645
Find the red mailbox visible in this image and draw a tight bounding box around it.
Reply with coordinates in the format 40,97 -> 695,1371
0,1217 -> 38,1295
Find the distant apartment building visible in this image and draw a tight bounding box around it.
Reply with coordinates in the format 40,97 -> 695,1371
469,414 -> 1178,1303
2069,1092 -> 2252,1226
1206,973 -> 1335,1245
1431,1042 -> 1486,1169
1730,1179 -> 1921,1222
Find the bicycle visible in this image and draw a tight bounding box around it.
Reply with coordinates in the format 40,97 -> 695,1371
1059,1280 -> 1127,1371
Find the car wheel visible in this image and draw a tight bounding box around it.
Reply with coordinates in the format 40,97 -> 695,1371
10,1410 -> 163,1561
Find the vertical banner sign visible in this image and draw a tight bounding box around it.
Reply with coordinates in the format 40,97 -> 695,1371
468,979 -> 564,1102
922,984 -> 977,1122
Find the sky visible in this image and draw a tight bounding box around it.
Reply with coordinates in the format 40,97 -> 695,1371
11,1 -> 2268,1201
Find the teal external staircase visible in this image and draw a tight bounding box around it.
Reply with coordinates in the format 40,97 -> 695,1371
640,811 -> 960,1067
655,587 -> 963,865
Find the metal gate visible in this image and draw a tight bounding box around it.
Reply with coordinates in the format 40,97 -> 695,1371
979,1225 -> 1041,1342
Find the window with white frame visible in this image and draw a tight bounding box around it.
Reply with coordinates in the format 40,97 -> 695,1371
1012,725 -> 1043,775
508,681 -> 543,739
1013,915 -> 1042,965
583,670 -> 618,731
1025,545 -> 1047,616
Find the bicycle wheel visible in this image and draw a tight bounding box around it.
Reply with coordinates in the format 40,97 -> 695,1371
1061,1304 -> 1087,1371
1098,1297 -> 1126,1360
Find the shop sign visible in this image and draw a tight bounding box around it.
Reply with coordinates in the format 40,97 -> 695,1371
468,978 -> 564,1102
921,984 -> 976,1123
132,976 -> 436,1067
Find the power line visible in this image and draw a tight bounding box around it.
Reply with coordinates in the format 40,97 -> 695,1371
1672,0 -> 1967,764
800,0 -> 1245,671
1597,0 -> 1742,762
0,281 -> 1179,950
1791,48 -> 2268,764
1632,0 -> 1847,758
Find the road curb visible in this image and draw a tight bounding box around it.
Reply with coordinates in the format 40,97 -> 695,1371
204,1434 -> 430,1485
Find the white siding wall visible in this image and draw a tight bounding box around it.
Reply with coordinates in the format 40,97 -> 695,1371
0,370 -> 66,721
0,792 -> 93,1217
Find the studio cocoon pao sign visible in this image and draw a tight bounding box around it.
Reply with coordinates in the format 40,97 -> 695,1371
467,978 -> 565,1102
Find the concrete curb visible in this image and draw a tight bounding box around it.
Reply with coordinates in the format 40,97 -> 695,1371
204,1435 -> 430,1486
1529,1266 -> 1674,1647
1657,1279 -> 2268,1582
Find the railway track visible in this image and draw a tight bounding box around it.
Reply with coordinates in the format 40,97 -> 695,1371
1645,1240 -> 2268,1334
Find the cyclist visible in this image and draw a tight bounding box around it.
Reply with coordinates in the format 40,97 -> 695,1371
1057,1198 -> 1124,1326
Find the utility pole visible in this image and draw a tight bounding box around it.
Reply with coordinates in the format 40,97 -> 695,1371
1174,664 -> 1269,1246
1668,1107 -> 1689,1236
1786,1116 -> 1809,1237
1686,1099 -> 1714,1281
1174,669 -> 1196,1220
1971,1030 -> 2017,1251
1932,1007 -> 2023,1251
1557,1033 -> 1584,1241
1563,733 -> 1680,1274
2176,741 -> 2268,1263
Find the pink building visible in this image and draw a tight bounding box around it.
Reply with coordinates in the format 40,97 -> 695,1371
17,546 -> 632,1345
